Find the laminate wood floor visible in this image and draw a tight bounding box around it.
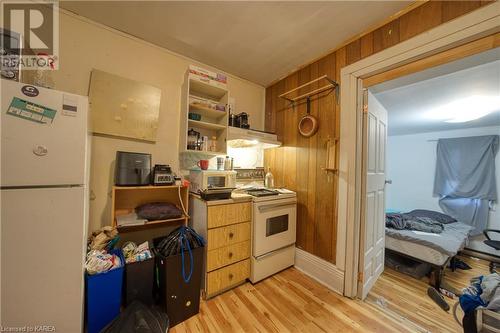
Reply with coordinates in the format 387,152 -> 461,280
170,255 -> 490,333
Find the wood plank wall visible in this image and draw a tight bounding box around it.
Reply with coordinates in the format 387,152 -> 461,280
264,1 -> 494,264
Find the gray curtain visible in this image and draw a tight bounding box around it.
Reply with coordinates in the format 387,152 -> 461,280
434,135 -> 499,236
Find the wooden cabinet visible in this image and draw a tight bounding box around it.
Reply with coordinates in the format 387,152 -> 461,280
190,196 -> 252,298
206,259 -> 250,297
207,203 -> 251,228
207,241 -> 250,271
207,222 -> 251,250
111,185 -> 189,232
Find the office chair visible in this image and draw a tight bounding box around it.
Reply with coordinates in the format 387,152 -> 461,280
483,229 -> 500,273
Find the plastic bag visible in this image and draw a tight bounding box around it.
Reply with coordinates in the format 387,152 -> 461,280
100,301 -> 168,333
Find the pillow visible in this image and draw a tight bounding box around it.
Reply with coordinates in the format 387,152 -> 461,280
136,202 -> 182,221
406,209 -> 457,224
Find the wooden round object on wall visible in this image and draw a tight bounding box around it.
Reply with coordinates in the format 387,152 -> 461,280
298,114 -> 318,137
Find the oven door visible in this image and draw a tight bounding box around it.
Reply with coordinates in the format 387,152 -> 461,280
253,197 -> 297,257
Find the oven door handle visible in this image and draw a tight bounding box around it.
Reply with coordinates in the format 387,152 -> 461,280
258,202 -> 296,212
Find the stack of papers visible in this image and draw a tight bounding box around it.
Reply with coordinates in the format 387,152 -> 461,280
116,213 -> 147,227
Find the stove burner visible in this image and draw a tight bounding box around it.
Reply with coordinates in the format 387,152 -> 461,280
246,189 -> 279,197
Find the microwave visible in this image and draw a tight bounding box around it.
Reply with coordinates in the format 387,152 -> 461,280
189,170 -> 236,193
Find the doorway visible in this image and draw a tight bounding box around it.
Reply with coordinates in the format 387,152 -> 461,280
338,5 -> 500,299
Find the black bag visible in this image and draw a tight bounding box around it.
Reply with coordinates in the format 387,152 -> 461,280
100,301 -> 168,333
153,226 -> 206,326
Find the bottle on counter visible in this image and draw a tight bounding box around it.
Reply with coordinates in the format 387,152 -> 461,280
224,156 -> 232,170
265,168 -> 274,188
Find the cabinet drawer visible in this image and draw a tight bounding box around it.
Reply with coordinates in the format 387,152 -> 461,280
206,259 -> 249,297
207,222 -> 250,250
207,202 -> 251,229
207,241 -> 250,272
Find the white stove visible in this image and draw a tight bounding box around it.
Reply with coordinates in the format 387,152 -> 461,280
235,169 -> 297,283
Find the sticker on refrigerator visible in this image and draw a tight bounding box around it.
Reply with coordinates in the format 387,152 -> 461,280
6,97 -> 57,124
62,94 -> 78,116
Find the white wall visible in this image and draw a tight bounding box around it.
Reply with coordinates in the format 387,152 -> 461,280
387,126 -> 500,229
20,11 -> 265,233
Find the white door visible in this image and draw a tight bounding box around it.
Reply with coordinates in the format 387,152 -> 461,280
1,79 -> 88,187
1,186 -> 87,332
358,90 -> 388,299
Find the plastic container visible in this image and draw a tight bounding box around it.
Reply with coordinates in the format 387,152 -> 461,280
153,237 -> 204,327
123,246 -> 155,306
86,249 -> 125,333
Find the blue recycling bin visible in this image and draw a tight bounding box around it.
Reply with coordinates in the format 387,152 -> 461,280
85,249 -> 125,333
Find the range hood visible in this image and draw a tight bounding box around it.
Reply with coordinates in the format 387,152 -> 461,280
227,127 -> 281,149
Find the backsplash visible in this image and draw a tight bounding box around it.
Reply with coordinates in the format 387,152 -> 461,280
227,145 -> 263,169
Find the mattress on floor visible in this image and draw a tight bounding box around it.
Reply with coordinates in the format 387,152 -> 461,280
385,222 -> 473,257
385,235 -> 449,266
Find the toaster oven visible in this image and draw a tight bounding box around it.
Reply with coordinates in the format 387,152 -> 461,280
189,170 -> 236,193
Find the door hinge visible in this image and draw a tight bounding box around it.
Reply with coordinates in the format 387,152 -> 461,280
358,272 -> 364,282
362,104 -> 368,114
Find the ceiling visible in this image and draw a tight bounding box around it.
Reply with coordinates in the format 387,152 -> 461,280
60,1 -> 411,86
372,49 -> 500,136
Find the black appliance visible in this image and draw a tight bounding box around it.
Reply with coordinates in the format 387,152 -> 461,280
228,112 -> 250,129
199,188 -> 234,201
228,113 -> 238,127
238,112 -> 249,129
153,164 -> 175,186
115,151 -> 151,186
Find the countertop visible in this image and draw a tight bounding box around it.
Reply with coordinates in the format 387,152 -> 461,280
190,192 -> 253,206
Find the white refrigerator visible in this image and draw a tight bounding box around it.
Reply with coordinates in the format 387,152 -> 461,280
1,79 -> 89,332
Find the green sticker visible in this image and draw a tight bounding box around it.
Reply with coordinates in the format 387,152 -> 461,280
6,97 -> 57,124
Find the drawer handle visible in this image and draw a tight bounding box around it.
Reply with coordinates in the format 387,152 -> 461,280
229,232 -> 234,239
229,273 -> 234,280
228,252 -> 233,258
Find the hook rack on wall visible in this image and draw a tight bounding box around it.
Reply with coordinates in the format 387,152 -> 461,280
278,75 -> 339,104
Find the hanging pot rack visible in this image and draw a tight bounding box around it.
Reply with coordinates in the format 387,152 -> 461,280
279,75 -> 339,104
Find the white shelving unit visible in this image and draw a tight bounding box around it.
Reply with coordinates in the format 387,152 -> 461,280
179,67 -> 230,159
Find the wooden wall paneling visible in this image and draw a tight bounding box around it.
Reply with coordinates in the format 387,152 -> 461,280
313,52 -> 337,262
283,73 -> 298,191
295,66 -> 312,251
306,61 -> 320,254
346,39 -> 361,65
264,84 -> 277,186
274,80 -> 286,188
360,33 -> 374,59
264,87 -> 274,133
373,19 -> 401,53
442,1 -> 482,23
399,1 -> 443,41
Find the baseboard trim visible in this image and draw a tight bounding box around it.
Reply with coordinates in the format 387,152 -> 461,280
294,247 -> 344,295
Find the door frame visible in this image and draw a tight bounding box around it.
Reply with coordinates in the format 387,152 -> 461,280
337,3 -> 500,298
